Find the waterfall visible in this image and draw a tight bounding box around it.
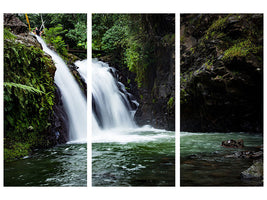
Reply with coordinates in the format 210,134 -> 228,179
75,59 -> 87,83
92,59 -> 138,133
36,36 -> 87,143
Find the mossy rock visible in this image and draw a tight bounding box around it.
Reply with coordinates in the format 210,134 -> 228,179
241,160 -> 263,179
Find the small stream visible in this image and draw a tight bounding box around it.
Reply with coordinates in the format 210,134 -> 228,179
180,132 -> 263,186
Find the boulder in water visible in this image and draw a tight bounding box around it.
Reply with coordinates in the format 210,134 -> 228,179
221,139 -> 244,148
241,159 -> 263,179
224,150 -> 263,159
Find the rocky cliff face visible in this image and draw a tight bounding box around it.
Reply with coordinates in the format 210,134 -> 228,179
180,14 -> 263,133
134,16 -> 175,131
134,41 -> 175,131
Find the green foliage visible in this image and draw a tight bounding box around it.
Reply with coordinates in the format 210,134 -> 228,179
4,142 -> 31,162
124,39 -> 146,87
17,13 -> 87,51
4,28 -> 17,40
213,75 -> 223,80
4,34 -> 56,161
44,24 -> 68,57
102,23 -> 127,52
4,82 -> 45,94
180,35 -> 185,43
92,14 -> 120,51
206,15 -> 230,36
163,34 -> 175,45
167,97 -> 174,109
222,39 -> 261,61
66,22 -> 87,49
92,14 -> 175,88
17,13 -> 42,31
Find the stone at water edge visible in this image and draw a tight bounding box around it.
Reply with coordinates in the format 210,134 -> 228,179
221,139 -> 244,148
224,150 -> 263,159
241,159 -> 263,179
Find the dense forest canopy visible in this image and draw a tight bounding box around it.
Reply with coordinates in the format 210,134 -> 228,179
92,14 -> 175,88
17,13 -> 87,58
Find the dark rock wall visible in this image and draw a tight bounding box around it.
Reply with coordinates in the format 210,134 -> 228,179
180,14 -> 263,133
134,43 -> 175,130
49,84 -> 69,144
133,15 -> 175,131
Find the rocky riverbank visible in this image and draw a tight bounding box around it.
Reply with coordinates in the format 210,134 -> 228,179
222,138 -> 263,184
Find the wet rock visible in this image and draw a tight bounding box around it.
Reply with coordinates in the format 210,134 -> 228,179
49,84 -> 69,144
241,159 -> 263,179
225,150 -> 263,159
69,64 -> 87,97
221,139 -> 244,148
4,13 -> 28,34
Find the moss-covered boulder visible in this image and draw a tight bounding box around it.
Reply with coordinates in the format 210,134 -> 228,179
241,159 -> 263,179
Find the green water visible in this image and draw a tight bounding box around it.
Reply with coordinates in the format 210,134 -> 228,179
180,132 -> 263,186
92,130 -> 175,186
4,143 -> 87,186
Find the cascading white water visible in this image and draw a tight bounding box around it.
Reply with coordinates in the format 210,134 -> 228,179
92,59 -> 171,143
36,36 -> 87,143
92,59 -> 138,133
75,59 -> 87,83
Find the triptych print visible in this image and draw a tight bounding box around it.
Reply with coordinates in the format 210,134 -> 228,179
3,13 -> 263,187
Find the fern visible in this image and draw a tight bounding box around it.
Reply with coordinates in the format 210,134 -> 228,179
4,82 -> 44,94
4,28 -> 17,40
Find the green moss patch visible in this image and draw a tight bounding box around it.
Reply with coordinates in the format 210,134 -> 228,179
222,39 -> 261,61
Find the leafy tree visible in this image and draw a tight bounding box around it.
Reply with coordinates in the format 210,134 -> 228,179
17,13 -> 87,51
66,22 -> 87,49
92,14 -> 175,87
44,24 -> 68,57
